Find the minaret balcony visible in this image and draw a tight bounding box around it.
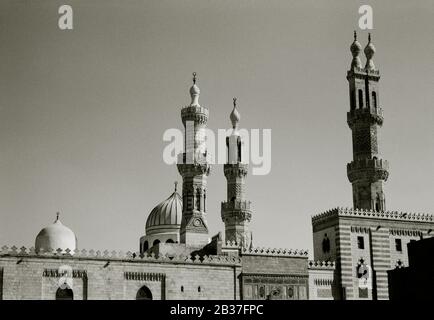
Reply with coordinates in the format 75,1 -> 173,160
181,105 -> 209,124
347,68 -> 380,79
347,107 -> 384,127
177,153 -> 211,176
223,163 -> 249,177
347,158 -> 389,182
221,200 -> 252,223
221,200 -> 251,212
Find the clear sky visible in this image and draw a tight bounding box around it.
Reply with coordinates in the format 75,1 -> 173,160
0,0 -> 433,256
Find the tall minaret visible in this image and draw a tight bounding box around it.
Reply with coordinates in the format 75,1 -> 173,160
221,98 -> 252,248
346,32 -> 389,211
177,73 -> 211,246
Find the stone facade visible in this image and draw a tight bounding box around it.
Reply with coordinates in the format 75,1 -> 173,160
312,208 -> 434,300
0,245 -> 335,300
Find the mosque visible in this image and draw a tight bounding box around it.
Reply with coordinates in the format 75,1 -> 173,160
0,33 -> 432,300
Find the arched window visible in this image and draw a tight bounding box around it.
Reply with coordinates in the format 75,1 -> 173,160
136,285 -> 152,300
203,190 -> 206,212
350,90 -> 356,110
166,239 -> 174,244
153,239 -> 160,246
237,138 -> 242,162
56,288 -> 74,300
196,188 -> 201,210
143,241 -> 149,252
198,286 -> 201,293
358,89 -> 363,109
181,286 -> 184,292
372,91 -> 377,108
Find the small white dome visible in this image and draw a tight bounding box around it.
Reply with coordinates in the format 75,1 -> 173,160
35,214 -> 77,253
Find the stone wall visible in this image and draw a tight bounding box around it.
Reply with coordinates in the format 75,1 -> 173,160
0,250 -> 241,300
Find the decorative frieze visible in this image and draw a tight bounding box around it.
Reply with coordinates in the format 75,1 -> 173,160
124,272 -> 165,281
43,268 -> 87,278
312,207 -> 434,226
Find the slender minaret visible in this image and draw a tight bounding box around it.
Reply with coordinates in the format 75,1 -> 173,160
221,98 -> 252,248
346,32 -> 389,211
177,73 -> 211,246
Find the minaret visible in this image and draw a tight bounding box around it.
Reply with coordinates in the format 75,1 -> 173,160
177,73 -> 211,246
221,98 -> 252,248
346,32 -> 389,211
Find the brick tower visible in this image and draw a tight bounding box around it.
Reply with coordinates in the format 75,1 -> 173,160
221,98 -> 252,248
346,32 -> 389,212
177,73 -> 211,246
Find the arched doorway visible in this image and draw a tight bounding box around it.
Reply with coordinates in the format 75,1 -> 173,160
56,287 -> 74,300
136,285 -> 153,300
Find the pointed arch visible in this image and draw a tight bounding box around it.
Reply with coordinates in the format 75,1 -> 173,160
56,287 -> 74,300
136,285 -> 153,300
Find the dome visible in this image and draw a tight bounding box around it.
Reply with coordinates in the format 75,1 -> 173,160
35,214 -> 77,253
145,189 -> 182,235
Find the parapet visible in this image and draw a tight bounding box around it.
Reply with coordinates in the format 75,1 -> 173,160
0,245 -> 242,266
307,260 -> 336,270
241,246 -> 308,258
312,207 -> 434,226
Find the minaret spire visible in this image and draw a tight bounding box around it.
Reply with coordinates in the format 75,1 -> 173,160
189,72 -> 200,106
364,33 -> 376,71
230,97 -> 241,130
350,30 -> 362,69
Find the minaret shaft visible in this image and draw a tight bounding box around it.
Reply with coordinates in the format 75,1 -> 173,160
221,99 -> 252,247
346,34 -> 389,212
177,74 -> 210,247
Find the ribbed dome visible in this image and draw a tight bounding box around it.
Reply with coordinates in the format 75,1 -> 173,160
35,215 -> 77,253
145,191 -> 182,234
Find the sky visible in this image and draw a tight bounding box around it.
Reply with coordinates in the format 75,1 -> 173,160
0,0 -> 433,257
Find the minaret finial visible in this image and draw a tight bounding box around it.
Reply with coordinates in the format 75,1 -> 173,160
174,181 -> 178,192
189,72 -> 200,106
350,30 -> 362,69
364,33 -> 376,70
233,97 -> 237,108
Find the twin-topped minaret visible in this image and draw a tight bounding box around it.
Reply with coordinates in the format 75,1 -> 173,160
346,32 -> 389,211
221,98 -> 252,248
